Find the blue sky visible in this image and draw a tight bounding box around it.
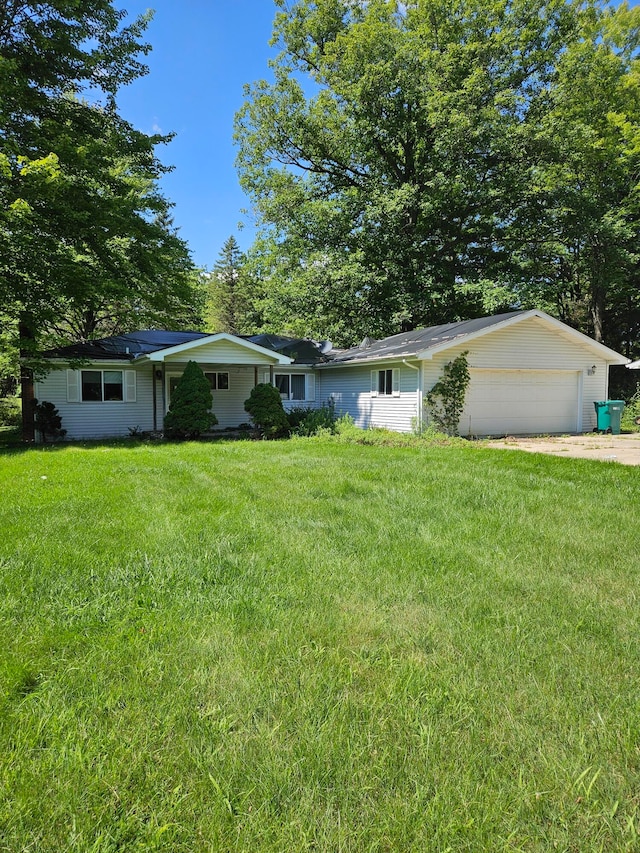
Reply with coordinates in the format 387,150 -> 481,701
114,1 -> 279,269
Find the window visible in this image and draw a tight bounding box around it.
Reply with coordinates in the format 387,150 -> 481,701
371,368 -> 400,397
205,371 -> 229,391
67,369 -> 135,403
81,369 -> 123,402
274,373 -> 314,401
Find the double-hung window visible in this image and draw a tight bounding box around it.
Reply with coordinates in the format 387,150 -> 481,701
370,368 -> 400,397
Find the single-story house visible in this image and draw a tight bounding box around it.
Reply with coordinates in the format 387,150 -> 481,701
34,309 -> 628,440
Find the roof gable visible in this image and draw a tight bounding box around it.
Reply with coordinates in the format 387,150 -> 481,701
321,310 -> 628,366
145,332 -> 293,365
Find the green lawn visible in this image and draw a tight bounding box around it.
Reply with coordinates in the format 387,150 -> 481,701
1,438 -> 639,852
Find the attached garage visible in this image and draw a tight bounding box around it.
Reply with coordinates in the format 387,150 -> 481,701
459,369 -> 581,437
318,310 -> 629,435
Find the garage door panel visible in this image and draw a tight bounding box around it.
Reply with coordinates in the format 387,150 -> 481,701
460,370 -> 579,436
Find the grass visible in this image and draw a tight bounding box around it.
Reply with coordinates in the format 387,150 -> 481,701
1,437 -> 639,852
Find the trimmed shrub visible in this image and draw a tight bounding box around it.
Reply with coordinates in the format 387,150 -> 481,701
164,361 -> 216,439
33,399 -> 66,442
244,383 -> 290,438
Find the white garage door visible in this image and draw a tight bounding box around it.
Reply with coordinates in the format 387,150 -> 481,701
459,370 -> 580,436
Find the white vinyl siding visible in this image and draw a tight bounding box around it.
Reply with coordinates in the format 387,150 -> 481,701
422,317 -> 611,435
37,365 -> 151,439
163,340 -> 278,365
322,365 -> 419,432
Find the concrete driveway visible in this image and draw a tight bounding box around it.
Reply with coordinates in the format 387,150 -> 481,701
487,432 -> 640,466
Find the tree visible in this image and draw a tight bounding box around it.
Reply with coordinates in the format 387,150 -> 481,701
0,1 -> 201,437
203,236 -> 261,334
507,5 -> 640,352
235,0 -> 640,350
163,361 -> 216,439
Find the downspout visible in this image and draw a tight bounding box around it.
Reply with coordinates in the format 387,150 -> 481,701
403,360 -> 422,432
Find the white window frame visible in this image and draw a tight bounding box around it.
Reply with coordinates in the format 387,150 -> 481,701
67,368 -> 136,403
273,372 -> 315,402
370,368 -> 400,397
204,371 -> 230,391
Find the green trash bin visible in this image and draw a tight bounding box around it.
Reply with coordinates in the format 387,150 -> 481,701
594,401 -> 610,432
608,400 -> 625,435
593,400 -> 625,434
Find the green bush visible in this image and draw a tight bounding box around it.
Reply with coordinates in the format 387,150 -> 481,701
621,389 -> 640,432
164,361 -> 217,439
33,399 -> 67,442
0,395 -> 21,428
244,383 -> 290,438
288,401 -> 336,436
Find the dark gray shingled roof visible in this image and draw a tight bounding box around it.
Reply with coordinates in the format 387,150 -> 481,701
42,330 -> 332,364
41,330 -> 211,361
322,311 -> 526,365
42,313 -> 526,365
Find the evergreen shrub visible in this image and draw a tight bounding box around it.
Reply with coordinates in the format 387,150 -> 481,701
164,361 -> 216,439
33,399 -> 66,442
244,383 -> 290,438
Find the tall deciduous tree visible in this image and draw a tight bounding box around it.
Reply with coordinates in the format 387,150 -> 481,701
0,1 -> 199,346
235,0 -> 640,351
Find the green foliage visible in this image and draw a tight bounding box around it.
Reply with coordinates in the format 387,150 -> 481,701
287,401 -> 337,436
621,386 -> 640,433
203,236 -> 261,334
163,361 -> 216,439
0,1 -> 199,352
236,0 -> 640,352
244,383 -> 290,438
332,413 -> 466,448
32,399 -> 67,443
0,396 -> 21,428
424,353 -> 471,436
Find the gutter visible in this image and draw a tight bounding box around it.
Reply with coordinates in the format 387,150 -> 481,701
402,359 -> 422,432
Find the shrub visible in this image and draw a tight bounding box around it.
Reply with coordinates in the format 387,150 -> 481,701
424,352 -> 470,436
621,387 -> 640,432
288,401 -> 336,436
244,383 -> 290,438
0,395 -> 21,428
164,361 -> 217,439
33,399 -> 66,442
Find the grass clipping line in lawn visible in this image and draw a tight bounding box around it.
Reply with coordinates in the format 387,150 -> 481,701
0,437 -> 639,851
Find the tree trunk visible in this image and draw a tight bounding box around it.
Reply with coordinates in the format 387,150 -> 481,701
19,314 -> 35,442
590,286 -> 605,343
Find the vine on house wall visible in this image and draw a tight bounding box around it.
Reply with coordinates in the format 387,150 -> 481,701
424,352 -> 470,436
